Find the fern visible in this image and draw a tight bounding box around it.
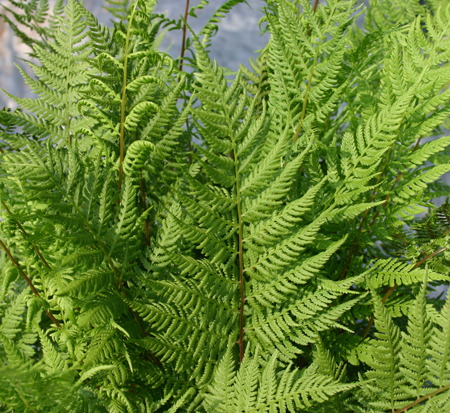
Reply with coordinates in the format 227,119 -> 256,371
350,268 -> 450,412
203,344 -> 356,412
1,0 -> 450,411
0,0 -> 64,58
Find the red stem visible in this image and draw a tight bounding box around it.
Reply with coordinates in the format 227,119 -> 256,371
313,0 -> 320,12
179,0 -> 190,73
306,0 -> 320,36
0,238 -> 61,328
179,0 -> 192,164
393,384 -> 450,413
239,253 -> 245,362
2,201 -> 52,270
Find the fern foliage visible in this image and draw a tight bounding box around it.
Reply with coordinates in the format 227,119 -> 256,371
1,0 -> 450,411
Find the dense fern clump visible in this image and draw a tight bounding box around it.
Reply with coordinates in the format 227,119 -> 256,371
1,0 -> 450,411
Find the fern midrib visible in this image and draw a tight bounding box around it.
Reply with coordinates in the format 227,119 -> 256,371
438,325 -> 450,388
232,110 -> 245,364
0,240 -> 61,328
212,69 -> 246,362
64,3 -> 74,147
118,2 -> 138,191
413,311 -> 428,398
388,330 -> 399,409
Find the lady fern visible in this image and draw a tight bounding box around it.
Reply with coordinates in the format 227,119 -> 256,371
0,0 -> 450,411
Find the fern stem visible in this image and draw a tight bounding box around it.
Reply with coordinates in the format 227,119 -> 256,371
313,0 -> 319,12
411,247 -> 446,272
179,0 -> 190,73
393,383 -> 450,413
2,201 -> 52,270
132,130 -> 150,245
235,151 -> 245,362
139,177 -> 150,245
238,242 -> 245,362
118,1 -> 138,191
305,0 -> 320,33
229,117 -> 245,362
293,62 -> 316,143
0,238 -> 61,329
64,42 -> 72,147
179,0 -> 192,164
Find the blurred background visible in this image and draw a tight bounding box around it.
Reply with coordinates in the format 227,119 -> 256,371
0,0 -> 271,108
0,0 -> 369,105
0,0 -> 447,298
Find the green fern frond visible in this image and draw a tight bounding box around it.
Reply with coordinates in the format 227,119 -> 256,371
400,275 -> 433,399
0,289 -> 29,341
427,288 -> 450,389
2,0 -> 450,411
369,258 -> 449,288
203,345 -> 357,412
365,281 -> 404,411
